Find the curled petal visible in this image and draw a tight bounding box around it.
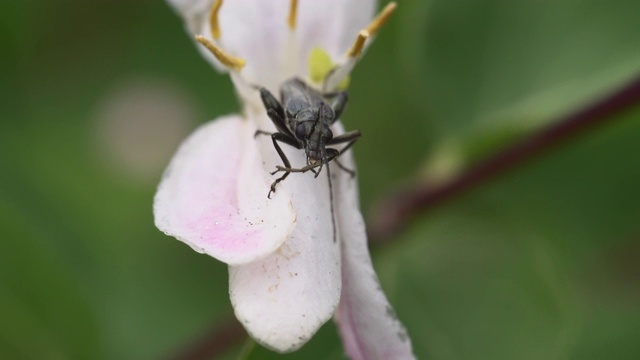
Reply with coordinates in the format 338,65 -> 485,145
167,0 -> 377,92
229,117 -> 342,352
154,115 -> 296,265
165,0 -> 230,75
294,0 -> 376,71
168,0 -> 291,91
333,125 -> 415,360
165,0 -> 215,34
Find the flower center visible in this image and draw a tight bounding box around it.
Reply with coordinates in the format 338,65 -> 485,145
195,0 -> 397,93
308,48 -> 350,90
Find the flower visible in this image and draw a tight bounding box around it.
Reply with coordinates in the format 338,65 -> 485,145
154,0 -> 415,357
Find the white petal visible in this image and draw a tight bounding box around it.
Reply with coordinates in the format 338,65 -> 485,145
167,0 -> 376,92
229,118 -> 342,352
181,0 -> 292,92
164,0 -> 224,74
154,115 -> 296,265
165,0 -> 214,34
220,1 -> 293,91
332,124 -> 415,360
295,0 -> 376,70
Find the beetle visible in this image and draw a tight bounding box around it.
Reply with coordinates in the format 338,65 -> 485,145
255,78 -> 361,242
255,78 -> 361,199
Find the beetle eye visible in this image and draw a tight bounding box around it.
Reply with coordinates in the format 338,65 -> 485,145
325,128 -> 333,142
295,123 -> 306,139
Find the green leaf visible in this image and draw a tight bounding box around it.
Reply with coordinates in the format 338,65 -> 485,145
401,0 -> 640,135
0,200 -> 99,359
374,109 -> 640,359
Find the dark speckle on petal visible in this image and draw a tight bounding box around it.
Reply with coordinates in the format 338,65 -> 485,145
397,329 -> 409,342
386,305 -> 398,320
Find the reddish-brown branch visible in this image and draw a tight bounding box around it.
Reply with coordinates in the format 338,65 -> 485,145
164,318 -> 246,360
370,74 -> 640,241
167,74 -> 640,359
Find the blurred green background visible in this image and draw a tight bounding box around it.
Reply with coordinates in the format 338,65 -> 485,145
2,0 -> 640,359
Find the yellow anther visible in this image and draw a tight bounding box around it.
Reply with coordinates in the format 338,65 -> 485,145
347,30 -> 369,58
308,48 -> 350,89
345,2 -> 397,59
209,0 -> 223,39
309,48 -> 333,84
288,0 -> 298,30
195,35 -> 246,71
365,1 -> 397,36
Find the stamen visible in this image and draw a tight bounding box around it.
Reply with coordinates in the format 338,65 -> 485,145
347,30 -> 369,58
195,35 -> 246,71
345,2 -> 397,59
209,0 -> 224,40
288,0 -> 298,30
365,2 -> 397,36
323,2 -> 397,91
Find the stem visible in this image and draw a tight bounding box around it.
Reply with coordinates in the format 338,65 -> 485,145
236,338 -> 257,360
370,74 -> 640,242
166,74 -> 640,359
165,318 -> 246,360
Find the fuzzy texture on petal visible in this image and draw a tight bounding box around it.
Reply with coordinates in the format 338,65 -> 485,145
332,125 -> 415,360
154,115 -> 296,265
166,0 -> 376,93
228,112 -> 342,353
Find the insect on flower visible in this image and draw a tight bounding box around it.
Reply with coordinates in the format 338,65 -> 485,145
256,79 -> 360,198
256,78 -> 361,241
157,0 -> 415,357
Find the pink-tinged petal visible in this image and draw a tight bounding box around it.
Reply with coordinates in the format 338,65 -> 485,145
154,115 -> 296,265
228,123 -> 342,352
332,125 -> 415,360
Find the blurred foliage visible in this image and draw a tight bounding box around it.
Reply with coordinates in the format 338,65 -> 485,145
1,0 -> 639,359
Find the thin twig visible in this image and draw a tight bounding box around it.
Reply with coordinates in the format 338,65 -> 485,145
166,74 -> 640,359
164,318 -> 246,360
370,74 -> 640,242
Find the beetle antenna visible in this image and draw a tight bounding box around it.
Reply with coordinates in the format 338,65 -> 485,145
312,104 -> 325,177
310,104 -> 322,136
324,151 -> 337,243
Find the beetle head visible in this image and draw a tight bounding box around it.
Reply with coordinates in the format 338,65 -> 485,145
294,103 -> 334,165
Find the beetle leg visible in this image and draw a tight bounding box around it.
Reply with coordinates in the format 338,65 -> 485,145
323,148 -> 354,177
324,91 -> 349,122
260,88 -> 295,137
333,158 -> 356,178
269,132 -> 302,198
254,129 -> 271,138
255,131 -> 301,198
273,131 -> 360,177
259,87 -> 284,118
327,130 -> 361,147
328,131 -> 360,177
